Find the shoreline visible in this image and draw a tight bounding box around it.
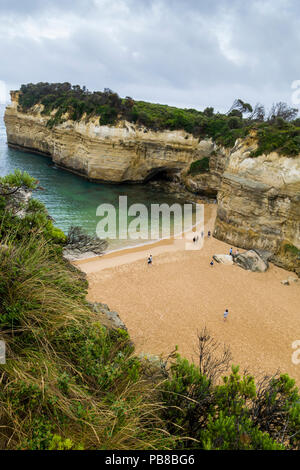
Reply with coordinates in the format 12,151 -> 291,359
73,204 -> 215,271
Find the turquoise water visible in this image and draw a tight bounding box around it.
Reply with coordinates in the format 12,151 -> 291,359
0,104 -> 190,250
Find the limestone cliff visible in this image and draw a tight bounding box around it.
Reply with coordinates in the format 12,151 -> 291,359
4,92 -> 300,274
213,136 -> 300,275
4,92 -> 216,183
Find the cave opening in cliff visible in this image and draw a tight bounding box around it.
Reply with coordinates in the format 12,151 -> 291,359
144,167 -> 180,183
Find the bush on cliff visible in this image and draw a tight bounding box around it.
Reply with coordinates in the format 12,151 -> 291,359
0,169 -> 66,247
0,169 -> 37,190
188,157 -> 210,175
159,330 -> 300,450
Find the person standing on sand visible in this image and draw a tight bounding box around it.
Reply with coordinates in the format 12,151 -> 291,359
229,247 -> 233,256
210,259 -> 214,267
224,309 -> 229,321
208,230 -> 211,238
147,254 -> 152,266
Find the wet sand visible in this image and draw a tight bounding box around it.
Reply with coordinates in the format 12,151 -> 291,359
75,206 -> 300,385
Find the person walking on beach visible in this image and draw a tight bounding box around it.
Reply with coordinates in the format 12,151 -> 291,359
224,309 -> 229,321
229,247 -> 233,256
147,254 -> 152,266
208,230 -> 211,238
210,259 -> 214,267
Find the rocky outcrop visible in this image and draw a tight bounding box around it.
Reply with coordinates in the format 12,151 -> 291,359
213,254 -> 234,265
233,250 -> 269,273
213,137 -> 300,275
281,276 -> 299,286
88,302 -> 127,331
5,92 -> 218,184
213,250 -> 269,272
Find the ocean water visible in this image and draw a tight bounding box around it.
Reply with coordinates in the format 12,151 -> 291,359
0,104 -> 191,250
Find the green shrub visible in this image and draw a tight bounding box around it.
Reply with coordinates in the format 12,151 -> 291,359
160,334 -> 300,450
48,434 -> 83,450
250,124 -> 300,157
0,169 -> 38,190
284,244 -> 300,257
188,157 -> 210,175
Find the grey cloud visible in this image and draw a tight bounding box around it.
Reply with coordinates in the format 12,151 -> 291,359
0,0 -> 90,15
0,0 -> 299,112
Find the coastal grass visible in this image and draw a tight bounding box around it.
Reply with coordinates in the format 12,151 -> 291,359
0,234 -> 176,450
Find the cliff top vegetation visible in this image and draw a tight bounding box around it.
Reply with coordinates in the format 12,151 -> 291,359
15,82 -> 300,157
16,83 -> 300,158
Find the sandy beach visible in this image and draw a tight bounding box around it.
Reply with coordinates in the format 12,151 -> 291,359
75,205 -> 300,385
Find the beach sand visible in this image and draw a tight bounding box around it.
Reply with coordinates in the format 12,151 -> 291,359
75,205 -> 300,385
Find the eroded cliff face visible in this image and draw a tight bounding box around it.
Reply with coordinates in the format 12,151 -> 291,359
4,92 -> 217,183
4,92 -> 300,274
213,137 -> 300,275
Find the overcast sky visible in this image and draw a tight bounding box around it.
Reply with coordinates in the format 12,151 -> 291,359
0,0 -> 299,112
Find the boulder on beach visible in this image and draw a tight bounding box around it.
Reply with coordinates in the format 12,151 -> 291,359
233,250 -> 269,273
281,276 -> 299,286
213,254 -> 234,265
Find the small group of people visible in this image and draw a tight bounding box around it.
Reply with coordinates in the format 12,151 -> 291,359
229,247 -> 239,256
193,230 -> 208,243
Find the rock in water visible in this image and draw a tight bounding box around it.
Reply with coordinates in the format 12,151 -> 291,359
213,254 -> 234,265
233,250 -> 269,272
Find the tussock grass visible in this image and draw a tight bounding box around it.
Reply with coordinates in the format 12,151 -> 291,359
0,234 -> 175,450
